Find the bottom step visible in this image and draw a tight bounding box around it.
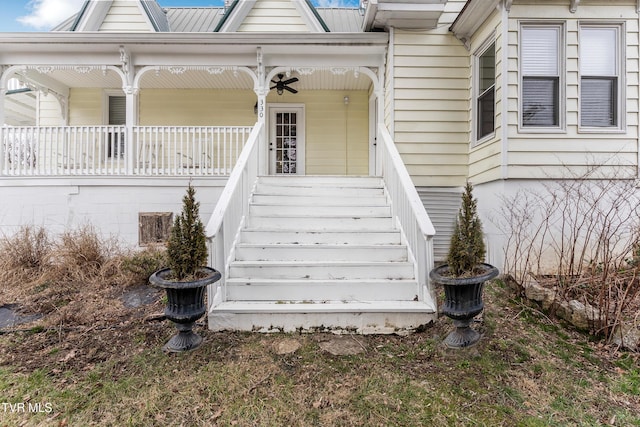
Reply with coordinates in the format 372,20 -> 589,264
208,300 -> 437,334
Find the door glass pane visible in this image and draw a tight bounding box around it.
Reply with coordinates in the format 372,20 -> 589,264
275,112 -> 297,174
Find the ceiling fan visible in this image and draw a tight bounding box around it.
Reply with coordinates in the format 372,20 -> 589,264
271,74 -> 299,95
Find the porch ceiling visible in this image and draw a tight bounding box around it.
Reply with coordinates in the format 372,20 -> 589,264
15,67 -> 372,91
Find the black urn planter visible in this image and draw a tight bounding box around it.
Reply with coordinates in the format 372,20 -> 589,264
149,267 -> 221,352
429,263 -> 499,348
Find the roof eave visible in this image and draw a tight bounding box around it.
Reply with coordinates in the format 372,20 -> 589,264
450,0 -> 501,44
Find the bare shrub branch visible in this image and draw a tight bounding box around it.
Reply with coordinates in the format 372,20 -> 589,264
496,166 -> 640,341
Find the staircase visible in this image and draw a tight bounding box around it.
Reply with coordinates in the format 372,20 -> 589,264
208,175 -> 437,334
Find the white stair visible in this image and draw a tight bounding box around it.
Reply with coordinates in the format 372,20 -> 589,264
209,176 -> 436,334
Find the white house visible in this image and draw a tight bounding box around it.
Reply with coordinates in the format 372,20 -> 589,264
1,0 -> 637,333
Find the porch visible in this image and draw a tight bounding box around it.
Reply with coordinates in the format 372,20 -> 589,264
1,125 -> 252,176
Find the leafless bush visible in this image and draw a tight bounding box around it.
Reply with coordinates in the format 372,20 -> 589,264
496,170 -> 640,340
0,226 -> 52,280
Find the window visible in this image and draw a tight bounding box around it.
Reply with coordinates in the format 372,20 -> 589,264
521,25 -> 562,128
139,212 -> 173,245
476,41 -> 496,140
108,95 -> 126,158
580,26 -> 620,128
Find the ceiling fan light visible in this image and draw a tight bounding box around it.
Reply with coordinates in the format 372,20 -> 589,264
277,87 -> 283,95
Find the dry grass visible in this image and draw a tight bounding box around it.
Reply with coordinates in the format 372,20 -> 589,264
0,226 -> 639,426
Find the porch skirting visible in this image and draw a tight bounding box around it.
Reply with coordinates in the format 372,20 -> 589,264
0,177 -> 227,246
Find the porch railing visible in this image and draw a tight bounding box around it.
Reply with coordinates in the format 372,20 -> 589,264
205,121 -> 263,310
0,125 -> 253,176
377,124 -> 437,306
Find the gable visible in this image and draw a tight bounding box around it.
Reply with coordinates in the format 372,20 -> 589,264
71,0 -> 168,32
218,0 -> 329,33
99,0 -> 154,32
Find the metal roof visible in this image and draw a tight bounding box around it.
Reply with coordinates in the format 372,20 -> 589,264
53,6 -> 364,33
317,8 -> 364,33
165,8 -> 224,32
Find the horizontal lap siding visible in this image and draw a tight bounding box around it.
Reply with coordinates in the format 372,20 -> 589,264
238,0 -> 309,32
393,27 -> 470,187
69,88 -> 102,125
99,1 -> 152,32
140,90 -> 256,126
507,2 -> 640,179
469,11 -> 503,184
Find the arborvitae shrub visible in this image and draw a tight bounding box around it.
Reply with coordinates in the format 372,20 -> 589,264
166,184 -> 208,281
447,182 -> 486,277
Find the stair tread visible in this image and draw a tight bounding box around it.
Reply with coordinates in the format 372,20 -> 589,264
226,277 -> 417,284
211,300 -> 436,313
230,260 -> 413,266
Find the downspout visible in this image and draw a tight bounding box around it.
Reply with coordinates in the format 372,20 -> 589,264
500,1 -> 509,180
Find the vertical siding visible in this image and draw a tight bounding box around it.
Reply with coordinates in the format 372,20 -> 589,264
506,2 -> 639,179
468,10 -> 503,183
392,27 -> 470,187
99,0 -> 153,32
237,0 -> 310,32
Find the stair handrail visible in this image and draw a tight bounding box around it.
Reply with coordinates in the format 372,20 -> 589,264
205,121 -> 263,308
377,123 -> 437,305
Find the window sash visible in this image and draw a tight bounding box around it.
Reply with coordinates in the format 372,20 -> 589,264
477,85 -> 495,139
579,26 -> 620,128
522,77 -> 559,127
581,77 -> 617,127
521,25 -> 561,128
521,27 -> 559,76
475,41 -> 495,140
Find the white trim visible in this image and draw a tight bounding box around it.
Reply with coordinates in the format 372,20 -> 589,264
577,22 -> 626,133
268,104 -> 305,175
500,4 -> 509,180
74,0 -> 113,31
518,21 -> 566,134
102,89 -> 126,126
387,26 -> 394,135
472,32 -> 496,146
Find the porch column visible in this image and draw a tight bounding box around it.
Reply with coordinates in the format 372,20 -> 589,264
0,87 -> 5,173
255,89 -> 268,176
0,66 -> 7,174
124,86 -> 138,175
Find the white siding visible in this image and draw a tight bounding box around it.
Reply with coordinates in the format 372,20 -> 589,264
99,0 -> 153,32
392,28 -> 470,187
469,10 -> 503,184
506,2 -> 639,179
237,0 -> 310,32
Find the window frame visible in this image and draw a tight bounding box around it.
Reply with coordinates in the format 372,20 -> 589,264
578,23 -> 625,133
473,36 -> 497,145
518,22 -> 566,133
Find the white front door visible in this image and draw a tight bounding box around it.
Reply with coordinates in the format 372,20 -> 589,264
269,105 -> 305,175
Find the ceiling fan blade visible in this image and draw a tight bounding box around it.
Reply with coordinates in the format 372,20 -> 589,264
270,85 -> 277,90
284,86 -> 298,94
271,79 -> 279,84
283,77 -> 299,85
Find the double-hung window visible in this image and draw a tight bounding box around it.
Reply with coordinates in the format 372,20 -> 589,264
476,41 -> 496,141
579,25 -> 621,128
520,25 -> 563,128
